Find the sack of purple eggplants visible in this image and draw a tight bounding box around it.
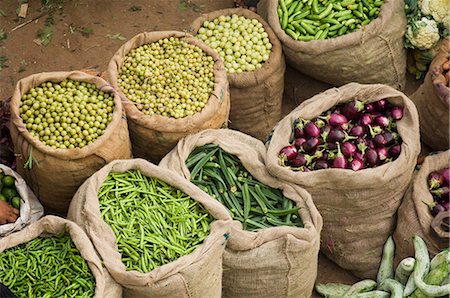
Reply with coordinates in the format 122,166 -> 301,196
0,164 -> 43,237
188,9 -> 285,141
410,37 -> 450,152
257,0 -> 406,89
393,150 -> 450,264
9,71 -> 132,216
266,83 -> 421,279
159,129 -> 322,298
67,159 -> 232,298
106,31 -> 230,163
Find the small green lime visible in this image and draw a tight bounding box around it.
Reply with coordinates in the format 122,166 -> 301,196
11,197 -> 20,209
2,176 -> 15,188
2,188 -> 17,200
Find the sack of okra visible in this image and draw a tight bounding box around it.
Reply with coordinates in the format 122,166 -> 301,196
257,0 -> 406,89
0,215 -> 122,297
67,159 -> 232,298
159,129 -> 322,298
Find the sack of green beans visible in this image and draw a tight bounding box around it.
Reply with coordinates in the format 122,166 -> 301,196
257,0 -> 406,89
0,164 -> 43,237
265,83 -> 421,279
393,150 -> 450,265
0,215 -> 122,297
410,37 -> 450,151
159,129 -> 322,298
188,8 -> 285,141
106,31 -> 230,163
67,159 -> 232,297
9,71 -> 132,216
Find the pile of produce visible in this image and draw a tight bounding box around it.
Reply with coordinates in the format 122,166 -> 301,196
278,99 -> 404,171
117,37 -> 215,118
426,168 -> 449,217
186,144 -> 303,230
277,0 -> 384,41
404,0 -> 449,79
316,235 -> 450,297
18,79 -> 115,149
0,170 -> 21,211
98,170 -> 213,273
196,14 -> 273,73
0,233 -> 96,297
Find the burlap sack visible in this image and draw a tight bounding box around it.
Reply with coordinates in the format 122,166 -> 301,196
159,129 -> 322,298
265,83 -> 421,279
393,150 -> 450,264
0,164 -> 43,237
9,71 -> 132,216
67,158 -> 232,298
106,31 -> 230,163
0,215 -> 122,297
411,37 -> 450,151
188,9 -> 285,141
257,0 -> 406,90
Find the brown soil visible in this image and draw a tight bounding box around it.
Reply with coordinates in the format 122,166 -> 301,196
0,0 -> 424,294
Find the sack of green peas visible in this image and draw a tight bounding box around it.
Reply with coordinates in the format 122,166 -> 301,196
67,159 -> 232,298
0,215 -> 122,297
159,129 -> 322,298
106,31 -> 230,163
0,164 -> 43,237
188,8 -> 285,141
9,71 -> 132,216
258,0 -> 407,90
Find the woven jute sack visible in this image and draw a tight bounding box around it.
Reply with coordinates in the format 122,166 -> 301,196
0,164 -> 43,237
67,159 -> 232,298
0,215 -> 122,297
411,37 -> 450,151
188,8 -> 285,141
106,31 -> 230,163
257,0 -> 406,90
393,150 -> 450,264
9,71 -> 132,216
159,129 -> 322,298
265,83 -> 421,279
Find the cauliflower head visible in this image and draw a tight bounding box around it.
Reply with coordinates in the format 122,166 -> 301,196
419,0 -> 450,28
406,17 -> 441,50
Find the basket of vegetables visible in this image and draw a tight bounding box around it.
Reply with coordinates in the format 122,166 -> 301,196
9,71 -> 132,215
0,164 -> 43,237
106,31 -> 230,163
265,82 -> 421,279
257,0 -> 407,89
67,159 -> 232,297
394,150 -> 450,263
0,215 -> 122,297
160,129 -> 322,298
188,8 -> 285,141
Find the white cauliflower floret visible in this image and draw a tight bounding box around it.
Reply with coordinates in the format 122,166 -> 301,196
419,0 -> 450,28
406,17 -> 441,50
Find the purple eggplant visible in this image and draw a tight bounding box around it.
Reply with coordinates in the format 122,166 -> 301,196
364,102 -> 376,113
441,168 -> 450,186
350,125 -> 366,137
390,106 -> 404,120
279,145 -> 297,165
375,115 -> 390,128
431,203 -> 446,217
431,186 -> 449,202
383,132 -> 396,146
374,99 -> 388,111
321,124 -> 332,142
373,134 -> 387,147
291,153 -> 307,167
294,127 -> 305,138
428,171 -> 444,190
328,113 -> 349,129
326,142 -> 337,150
328,129 -> 345,143
376,146 -> 388,161
305,122 -> 321,138
366,148 -> 379,166
342,100 -> 364,120
350,158 -> 365,171
332,143 -> 347,169
354,151 -> 366,162
342,142 -> 357,157
389,144 -> 401,158
294,137 -> 307,149
303,137 -> 321,153
360,114 -> 373,126
314,160 -> 329,170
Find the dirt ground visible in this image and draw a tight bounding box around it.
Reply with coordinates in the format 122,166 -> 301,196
0,0 -> 424,294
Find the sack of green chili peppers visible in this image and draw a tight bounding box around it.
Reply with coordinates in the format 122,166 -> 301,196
0,164 -> 43,237
106,31 -> 230,163
257,0 -> 406,89
0,215 -> 122,298
67,159 -> 232,298
265,83 -> 421,279
9,71 -> 132,216
393,150 -> 450,265
188,8 -> 285,141
159,129 -> 322,298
